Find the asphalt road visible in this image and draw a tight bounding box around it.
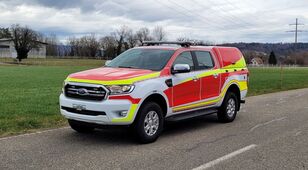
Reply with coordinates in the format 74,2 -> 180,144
1,88 -> 308,170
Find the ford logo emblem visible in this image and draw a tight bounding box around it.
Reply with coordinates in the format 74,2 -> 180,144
77,88 -> 88,95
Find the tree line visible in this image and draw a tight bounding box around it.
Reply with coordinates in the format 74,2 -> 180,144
47,25 -> 168,60
1,24 -> 307,65
73,26 -> 165,59
0,25 -> 168,61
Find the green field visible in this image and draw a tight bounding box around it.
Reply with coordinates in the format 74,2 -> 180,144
248,67 -> 308,96
0,66 -> 98,136
0,59 -> 308,137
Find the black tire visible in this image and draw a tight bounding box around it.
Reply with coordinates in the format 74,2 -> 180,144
217,92 -> 239,123
68,119 -> 95,133
133,102 -> 164,144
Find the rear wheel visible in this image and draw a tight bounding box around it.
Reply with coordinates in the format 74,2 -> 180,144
68,119 -> 95,133
133,102 -> 164,143
217,92 -> 239,123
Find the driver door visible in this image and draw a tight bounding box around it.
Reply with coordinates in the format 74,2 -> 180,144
172,51 -> 201,107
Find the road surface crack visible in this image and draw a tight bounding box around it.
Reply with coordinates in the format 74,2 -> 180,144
249,117 -> 287,132
185,134 -> 237,152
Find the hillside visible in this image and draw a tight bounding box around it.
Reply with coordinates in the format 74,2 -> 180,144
220,42 -> 308,56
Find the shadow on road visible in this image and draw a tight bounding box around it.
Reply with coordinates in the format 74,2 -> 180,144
163,114 -> 219,136
61,114 -> 221,145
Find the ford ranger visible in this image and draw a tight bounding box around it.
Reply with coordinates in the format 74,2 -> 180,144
60,41 -> 249,143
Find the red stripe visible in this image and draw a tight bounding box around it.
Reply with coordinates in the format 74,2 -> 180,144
109,95 -> 141,104
163,88 -> 173,107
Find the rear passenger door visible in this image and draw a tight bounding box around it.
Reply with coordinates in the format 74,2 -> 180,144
194,51 -> 221,99
172,51 -> 201,107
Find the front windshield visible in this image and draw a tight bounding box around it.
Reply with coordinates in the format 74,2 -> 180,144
106,49 -> 175,71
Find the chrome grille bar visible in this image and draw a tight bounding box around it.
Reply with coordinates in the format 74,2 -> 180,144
64,82 -> 108,101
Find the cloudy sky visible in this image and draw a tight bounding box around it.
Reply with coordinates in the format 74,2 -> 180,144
0,0 -> 308,43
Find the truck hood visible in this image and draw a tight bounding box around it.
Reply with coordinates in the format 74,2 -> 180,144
67,67 -> 160,85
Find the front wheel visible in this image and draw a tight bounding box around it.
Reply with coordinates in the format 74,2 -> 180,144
133,102 -> 164,144
217,92 -> 239,123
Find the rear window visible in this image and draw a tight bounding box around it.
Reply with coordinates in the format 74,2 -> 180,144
106,49 -> 175,71
195,51 -> 214,70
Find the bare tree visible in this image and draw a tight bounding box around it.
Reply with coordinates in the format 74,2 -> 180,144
67,34 -> 100,58
45,33 -> 59,57
152,26 -> 166,41
0,28 -> 12,39
100,36 -> 117,59
80,34 -> 100,57
10,24 -> 41,62
177,37 -> 188,42
136,27 -> 153,44
127,29 -> 138,48
287,51 -> 308,65
68,36 -> 79,57
112,25 -> 130,55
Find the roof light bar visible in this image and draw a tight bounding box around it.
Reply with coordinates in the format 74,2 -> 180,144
142,41 -> 191,47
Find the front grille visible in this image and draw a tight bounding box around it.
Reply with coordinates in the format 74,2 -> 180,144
64,83 -> 107,101
61,106 -> 106,116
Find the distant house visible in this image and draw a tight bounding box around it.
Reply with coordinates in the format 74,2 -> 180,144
250,57 -> 264,66
0,38 -> 47,58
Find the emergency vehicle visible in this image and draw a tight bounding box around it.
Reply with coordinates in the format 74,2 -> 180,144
60,41 -> 249,143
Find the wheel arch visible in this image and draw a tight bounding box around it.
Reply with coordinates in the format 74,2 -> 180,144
136,93 -> 168,119
225,84 -> 241,111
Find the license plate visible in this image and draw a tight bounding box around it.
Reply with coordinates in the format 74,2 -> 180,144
73,104 -> 86,111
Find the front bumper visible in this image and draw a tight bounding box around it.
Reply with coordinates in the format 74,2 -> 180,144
59,94 -> 137,125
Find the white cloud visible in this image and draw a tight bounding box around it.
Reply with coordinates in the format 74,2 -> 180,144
0,0 -> 308,43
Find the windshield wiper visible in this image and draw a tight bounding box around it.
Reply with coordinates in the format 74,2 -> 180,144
117,66 -> 154,71
118,66 -> 139,69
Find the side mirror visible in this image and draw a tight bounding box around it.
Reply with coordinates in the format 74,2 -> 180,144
172,64 -> 191,74
105,60 -> 112,66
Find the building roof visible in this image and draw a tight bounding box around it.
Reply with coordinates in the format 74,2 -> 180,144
0,38 -> 48,45
251,57 -> 264,64
0,38 -> 12,42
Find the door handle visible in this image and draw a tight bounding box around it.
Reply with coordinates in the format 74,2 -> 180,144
213,73 -> 219,79
192,76 -> 199,82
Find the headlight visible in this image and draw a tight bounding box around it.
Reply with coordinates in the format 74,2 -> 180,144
107,85 -> 135,95
62,80 -> 68,93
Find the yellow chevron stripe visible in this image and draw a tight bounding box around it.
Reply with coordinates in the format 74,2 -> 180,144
172,97 -> 219,112
111,104 -> 138,123
222,57 -> 247,69
180,68 -> 247,84
66,72 -> 161,85
180,69 -> 223,84
172,80 -> 247,112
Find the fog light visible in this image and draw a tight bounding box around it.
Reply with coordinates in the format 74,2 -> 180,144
119,111 -> 128,117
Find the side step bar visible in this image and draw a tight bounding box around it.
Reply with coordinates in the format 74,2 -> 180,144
165,108 -> 218,121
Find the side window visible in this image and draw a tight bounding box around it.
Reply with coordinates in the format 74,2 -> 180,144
195,51 -> 214,70
173,52 -> 194,70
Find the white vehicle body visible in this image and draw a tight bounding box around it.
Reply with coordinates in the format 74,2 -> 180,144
59,42 -> 248,143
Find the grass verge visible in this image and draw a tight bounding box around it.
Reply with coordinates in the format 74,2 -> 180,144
0,66 -> 96,136
0,63 -> 308,137
248,67 -> 308,96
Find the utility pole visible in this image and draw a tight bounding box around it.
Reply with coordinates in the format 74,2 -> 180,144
289,18 -> 304,44
287,18 -> 305,65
